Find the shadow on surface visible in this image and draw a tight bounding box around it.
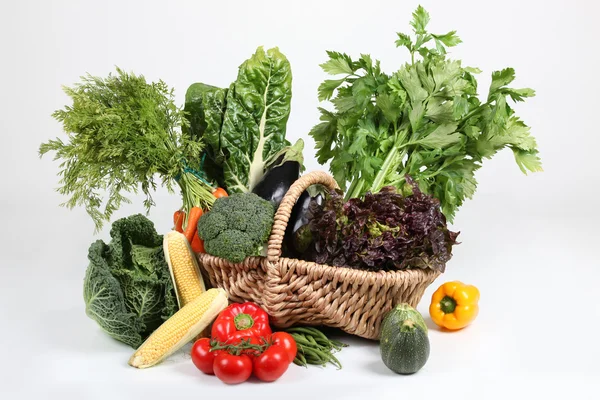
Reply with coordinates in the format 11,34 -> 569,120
365,359 -> 397,376
39,306 -> 130,354
171,360 -> 208,380
423,315 -> 440,331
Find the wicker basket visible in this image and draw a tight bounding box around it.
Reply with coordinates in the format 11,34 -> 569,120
199,171 -> 441,339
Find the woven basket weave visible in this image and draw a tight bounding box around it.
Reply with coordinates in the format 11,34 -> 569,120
199,171 -> 441,339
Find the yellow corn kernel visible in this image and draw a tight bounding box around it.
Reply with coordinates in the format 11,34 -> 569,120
128,288 -> 228,369
164,230 -> 205,307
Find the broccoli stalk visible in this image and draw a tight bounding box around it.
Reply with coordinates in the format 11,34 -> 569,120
197,193 -> 275,263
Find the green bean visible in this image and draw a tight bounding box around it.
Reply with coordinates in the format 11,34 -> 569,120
291,335 -> 314,347
284,327 -> 313,333
294,352 -> 307,367
304,345 -> 338,367
329,353 -> 343,370
302,346 -> 328,360
285,326 -> 348,369
306,335 -> 320,347
331,339 -> 348,348
287,327 -> 324,338
307,328 -> 331,342
304,353 -> 327,366
314,338 -> 334,349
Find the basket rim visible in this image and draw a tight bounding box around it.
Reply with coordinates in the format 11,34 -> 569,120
276,254 -> 442,277
196,253 -> 443,281
198,252 -> 442,278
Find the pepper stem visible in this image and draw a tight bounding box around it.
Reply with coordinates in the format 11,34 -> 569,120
440,296 -> 457,314
234,313 -> 255,331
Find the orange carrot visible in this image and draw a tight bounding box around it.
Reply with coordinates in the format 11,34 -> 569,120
191,234 -> 205,253
173,210 -> 185,233
212,187 -> 228,199
184,207 -> 203,242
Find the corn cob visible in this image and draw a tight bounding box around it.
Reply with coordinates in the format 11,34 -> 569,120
128,288 -> 228,369
163,230 -> 205,307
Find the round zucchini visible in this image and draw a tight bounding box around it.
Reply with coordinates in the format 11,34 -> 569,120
380,303 -> 430,374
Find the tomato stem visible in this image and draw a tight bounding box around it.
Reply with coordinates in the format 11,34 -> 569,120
210,337 -> 266,356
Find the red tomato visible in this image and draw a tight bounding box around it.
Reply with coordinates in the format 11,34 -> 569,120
213,353 -> 253,385
212,187 -> 228,198
191,338 -> 219,375
271,332 -> 297,363
252,345 -> 289,382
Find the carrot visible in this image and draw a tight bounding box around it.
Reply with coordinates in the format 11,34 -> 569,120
173,210 -> 185,233
191,234 -> 205,253
184,207 -> 203,242
212,187 -> 228,199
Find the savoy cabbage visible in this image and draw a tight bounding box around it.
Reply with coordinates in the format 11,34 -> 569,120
83,214 -> 177,348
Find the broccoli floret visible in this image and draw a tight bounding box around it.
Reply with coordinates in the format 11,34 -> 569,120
205,230 -> 254,263
229,211 -> 248,232
197,212 -> 228,241
197,193 -> 275,262
210,195 -> 233,213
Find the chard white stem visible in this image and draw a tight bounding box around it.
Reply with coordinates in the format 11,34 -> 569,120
247,75 -> 272,192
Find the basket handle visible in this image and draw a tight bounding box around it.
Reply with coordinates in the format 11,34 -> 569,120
266,171 -> 339,265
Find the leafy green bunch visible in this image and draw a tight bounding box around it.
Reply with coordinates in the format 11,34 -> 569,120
310,6 -> 542,221
40,68 -> 215,231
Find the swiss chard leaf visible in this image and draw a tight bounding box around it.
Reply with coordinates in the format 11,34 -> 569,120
185,47 -> 300,194
220,47 -> 293,192
184,83 -> 228,183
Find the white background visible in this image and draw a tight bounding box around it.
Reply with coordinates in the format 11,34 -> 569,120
1,0 -> 599,398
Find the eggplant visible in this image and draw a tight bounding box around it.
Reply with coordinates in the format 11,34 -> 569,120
284,191 -> 323,257
252,160 -> 300,207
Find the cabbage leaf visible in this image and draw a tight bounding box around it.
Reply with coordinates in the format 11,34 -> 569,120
83,214 -> 177,348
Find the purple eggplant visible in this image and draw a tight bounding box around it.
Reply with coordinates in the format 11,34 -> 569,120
284,191 -> 323,257
252,160 -> 300,207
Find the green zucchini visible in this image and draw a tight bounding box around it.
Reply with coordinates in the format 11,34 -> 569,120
379,303 -> 430,374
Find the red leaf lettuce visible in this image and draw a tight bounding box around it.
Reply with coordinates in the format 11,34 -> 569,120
306,178 -> 458,272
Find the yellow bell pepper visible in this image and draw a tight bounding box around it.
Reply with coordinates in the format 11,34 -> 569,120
429,281 -> 480,330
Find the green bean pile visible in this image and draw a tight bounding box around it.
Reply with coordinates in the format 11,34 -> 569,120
285,327 -> 348,369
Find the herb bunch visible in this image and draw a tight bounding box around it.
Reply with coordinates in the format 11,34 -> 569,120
40,68 -> 215,231
310,6 -> 542,221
